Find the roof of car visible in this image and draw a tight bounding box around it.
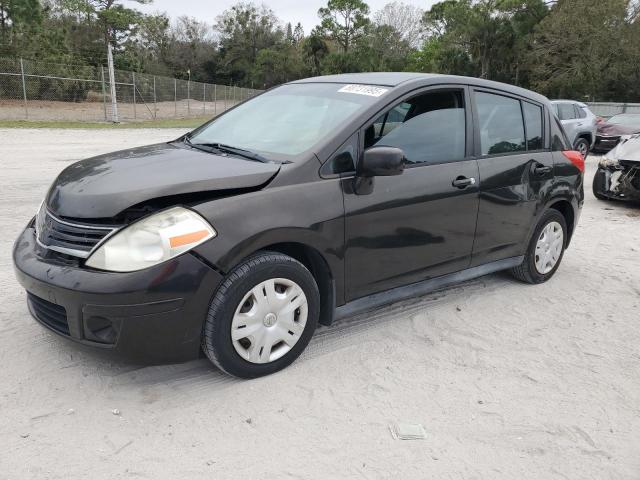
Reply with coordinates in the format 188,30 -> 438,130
290,72 -> 549,103
291,72 -> 441,87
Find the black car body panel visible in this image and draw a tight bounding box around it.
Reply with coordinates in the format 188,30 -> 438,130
13,73 -> 584,363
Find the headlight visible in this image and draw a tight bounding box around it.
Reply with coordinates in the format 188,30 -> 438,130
598,156 -> 619,168
85,207 -> 216,272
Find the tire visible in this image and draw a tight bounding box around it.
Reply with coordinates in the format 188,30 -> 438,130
574,137 -> 590,159
592,169 -> 609,201
510,209 -> 568,284
202,251 -> 320,378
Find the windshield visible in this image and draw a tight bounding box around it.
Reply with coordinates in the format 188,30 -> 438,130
188,83 -> 386,158
608,114 -> 640,126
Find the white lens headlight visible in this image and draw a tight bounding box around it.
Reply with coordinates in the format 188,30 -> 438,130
85,207 -> 216,272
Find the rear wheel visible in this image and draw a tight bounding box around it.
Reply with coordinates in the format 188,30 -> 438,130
510,209 -> 567,284
574,137 -> 590,159
202,251 -> 319,378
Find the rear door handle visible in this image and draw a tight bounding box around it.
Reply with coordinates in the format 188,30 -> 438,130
452,176 -> 476,189
534,165 -> 553,175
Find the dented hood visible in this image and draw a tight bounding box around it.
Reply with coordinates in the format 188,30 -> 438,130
608,135 -> 640,163
46,142 -> 280,218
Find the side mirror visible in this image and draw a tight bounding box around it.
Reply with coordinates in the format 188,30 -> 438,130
357,146 -> 405,177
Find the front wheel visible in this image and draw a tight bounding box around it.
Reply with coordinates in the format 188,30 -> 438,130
510,209 -> 567,284
202,251 -> 320,378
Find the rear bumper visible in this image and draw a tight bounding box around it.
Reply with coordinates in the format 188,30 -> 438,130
13,224 -> 223,363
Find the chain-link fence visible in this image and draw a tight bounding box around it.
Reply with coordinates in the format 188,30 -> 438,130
0,57 -> 261,122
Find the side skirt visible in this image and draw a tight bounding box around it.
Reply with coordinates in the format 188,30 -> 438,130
333,256 -> 524,322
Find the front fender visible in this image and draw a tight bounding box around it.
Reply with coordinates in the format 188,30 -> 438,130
191,179 -> 346,304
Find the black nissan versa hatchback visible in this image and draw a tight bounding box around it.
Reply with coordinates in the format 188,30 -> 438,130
13,73 -> 585,378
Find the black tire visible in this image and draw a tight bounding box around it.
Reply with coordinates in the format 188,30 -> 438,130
202,251 -> 320,378
510,209 -> 568,284
592,169 -> 609,201
574,137 -> 590,159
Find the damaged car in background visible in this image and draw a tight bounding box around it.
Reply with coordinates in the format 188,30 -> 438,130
592,113 -> 640,153
593,134 -> 640,203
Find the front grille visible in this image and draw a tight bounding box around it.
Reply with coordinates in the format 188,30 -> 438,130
36,206 -> 118,258
27,293 -> 69,335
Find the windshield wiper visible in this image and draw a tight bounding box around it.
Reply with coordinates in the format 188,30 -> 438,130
184,137 -> 271,163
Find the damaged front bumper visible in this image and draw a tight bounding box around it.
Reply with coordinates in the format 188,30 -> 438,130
594,158 -> 640,202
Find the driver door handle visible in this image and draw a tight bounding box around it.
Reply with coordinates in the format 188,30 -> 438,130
452,176 -> 476,189
534,165 -> 553,175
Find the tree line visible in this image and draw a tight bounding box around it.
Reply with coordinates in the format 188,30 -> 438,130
1,0 -> 640,102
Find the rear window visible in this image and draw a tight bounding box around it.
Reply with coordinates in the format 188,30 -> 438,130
522,102 -> 543,150
557,103 -> 576,120
476,92 -> 525,155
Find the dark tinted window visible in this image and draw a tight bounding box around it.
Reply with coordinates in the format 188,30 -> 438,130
557,103 -> 576,120
324,133 -> 358,174
476,92 -> 525,155
365,91 -> 466,165
522,102 -> 543,150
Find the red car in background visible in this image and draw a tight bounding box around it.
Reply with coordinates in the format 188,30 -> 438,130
593,113 -> 640,153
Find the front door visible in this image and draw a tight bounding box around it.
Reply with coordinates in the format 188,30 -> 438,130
343,87 -> 480,301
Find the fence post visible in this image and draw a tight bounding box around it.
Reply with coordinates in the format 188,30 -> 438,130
132,72 -> 137,119
203,83 -> 206,115
153,76 -> 157,119
174,78 -> 177,117
107,42 -> 118,123
187,78 -> 191,116
224,85 -> 227,112
623,103 -> 628,113
214,84 -> 217,116
19,58 -> 28,119
101,66 -> 107,121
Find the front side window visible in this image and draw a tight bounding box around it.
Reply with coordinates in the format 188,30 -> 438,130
476,92 -> 526,155
364,90 -> 466,165
189,83 -> 385,159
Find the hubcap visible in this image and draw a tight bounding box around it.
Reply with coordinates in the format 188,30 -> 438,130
534,221 -> 564,275
577,142 -> 588,156
231,278 -> 308,364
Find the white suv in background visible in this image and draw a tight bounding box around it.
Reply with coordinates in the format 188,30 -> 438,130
551,100 -> 598,158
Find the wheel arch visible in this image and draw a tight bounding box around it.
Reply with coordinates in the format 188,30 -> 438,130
547,198 -> 576,246
575,132 -> 593,146
251,242 -> 336,327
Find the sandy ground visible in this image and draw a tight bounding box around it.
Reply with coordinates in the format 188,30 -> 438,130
0,99 -> 238,122
0,129 -> 639,480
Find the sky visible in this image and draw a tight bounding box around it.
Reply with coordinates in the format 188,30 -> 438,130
134,0 -> 438,34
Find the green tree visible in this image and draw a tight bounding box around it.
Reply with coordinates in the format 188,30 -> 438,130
528,0 -> 635,101
318,0 -> 370,52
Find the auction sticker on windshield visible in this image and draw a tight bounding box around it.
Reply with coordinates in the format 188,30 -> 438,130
338,84 -> 389,97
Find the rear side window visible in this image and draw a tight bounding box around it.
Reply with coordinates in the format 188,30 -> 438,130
365,90 -> 466,165
557,103 -> 576,120
576,105 -> 587,119
522,102 -> 543,150
552,117 -> 571,151
475,92 -> 525,155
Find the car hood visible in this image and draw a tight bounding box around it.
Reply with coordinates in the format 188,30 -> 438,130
46,142 -> 280,219
597,122 -> 640,136
607,135 -> 640,163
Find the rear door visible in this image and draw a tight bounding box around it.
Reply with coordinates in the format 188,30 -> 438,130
470,89 -> 554,266
343,86 -> 479,301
